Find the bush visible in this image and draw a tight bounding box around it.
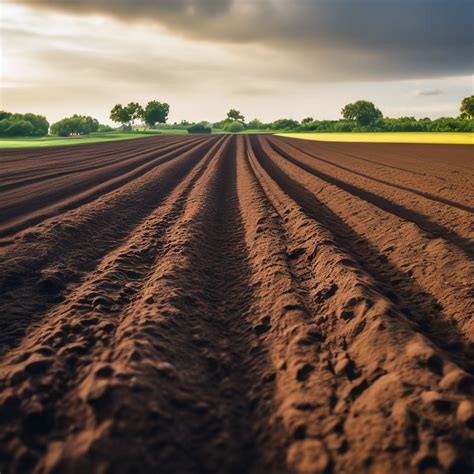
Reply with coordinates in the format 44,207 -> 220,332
98,124 -> 114,132
187,124 -> 212,134
332,121 -> 355,132
247,118 -> 269,130
270,118 -> 300,130
224,121 -> 245,133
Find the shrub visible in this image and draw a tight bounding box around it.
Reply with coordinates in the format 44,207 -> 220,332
224,121 -> 245,133
98,124 -> 114,132
187,124 -> 211,134
332,121 -> 355,132
247,118 -> 268,130
270,118 -> 299,130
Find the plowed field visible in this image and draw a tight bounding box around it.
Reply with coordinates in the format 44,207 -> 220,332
0,135 -> 473,473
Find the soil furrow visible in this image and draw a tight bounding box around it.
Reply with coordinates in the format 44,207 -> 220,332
276,138 -> 474,214
246,135 -> 474,473
0,137 -> 208,237
283,138 -> 474,203
0,136 -> 186,187
265,138 -> 473,257
0,136 -> 219,355
0,136 -> 197,192
0,135 -> 229,472
250,136 -> 474,362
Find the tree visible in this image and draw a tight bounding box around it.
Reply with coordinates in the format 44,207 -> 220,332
301,117 -> 314,124
227,109 -> 245,123
22,113 -> 49,136
126,102 -> 144,125
110,104 -> 133,128
143,101 -> 170,128
0,111 -> 12,121
6,120 -> 35,137
460,95 -> 474,119
0,119 -> 10,136
341,100 -> 383,126
51,115 -> 99,136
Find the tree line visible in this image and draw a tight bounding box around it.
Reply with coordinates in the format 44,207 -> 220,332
0,112 -> 49,137
158,96 -> 474,134
0,95 -> 472,137
214,97 -> 473,133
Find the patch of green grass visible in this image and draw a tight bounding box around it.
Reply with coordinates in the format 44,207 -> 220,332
277,132 -> 474,145
0,130 -> 188,148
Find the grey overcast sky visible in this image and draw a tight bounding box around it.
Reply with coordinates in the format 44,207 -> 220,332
1,0 -> 473,124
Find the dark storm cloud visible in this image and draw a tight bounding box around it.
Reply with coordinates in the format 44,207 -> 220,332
10,0 -> 474,80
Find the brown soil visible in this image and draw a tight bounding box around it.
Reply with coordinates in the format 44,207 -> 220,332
0,135 -> 472,473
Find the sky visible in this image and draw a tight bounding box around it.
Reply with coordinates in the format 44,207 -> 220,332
1,0 -> 473,125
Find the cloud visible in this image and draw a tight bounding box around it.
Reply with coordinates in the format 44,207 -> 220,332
416,89 -> 444,96
10,0 -> 474,80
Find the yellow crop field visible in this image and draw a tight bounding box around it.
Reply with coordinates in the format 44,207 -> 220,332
278,132 -> 474,145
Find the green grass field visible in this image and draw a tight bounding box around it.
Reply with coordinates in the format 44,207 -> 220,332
277,132 -> 474,145
0,130 -> 188,149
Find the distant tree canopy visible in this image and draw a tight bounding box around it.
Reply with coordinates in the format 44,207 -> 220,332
50,115 -> 99,136
301,117 -> 314,124
110,100 -> 169,128
247,118 -> 265,130
460,95 -> 474,120
127,102 -> 144,125
110,104 -> 133,128
143,101 -> 170,127
341,100 -> 383,126
0,111 -> 49,137
226,109 -> 245,123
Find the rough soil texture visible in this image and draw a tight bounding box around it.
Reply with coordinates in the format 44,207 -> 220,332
0,135 -> 473,473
